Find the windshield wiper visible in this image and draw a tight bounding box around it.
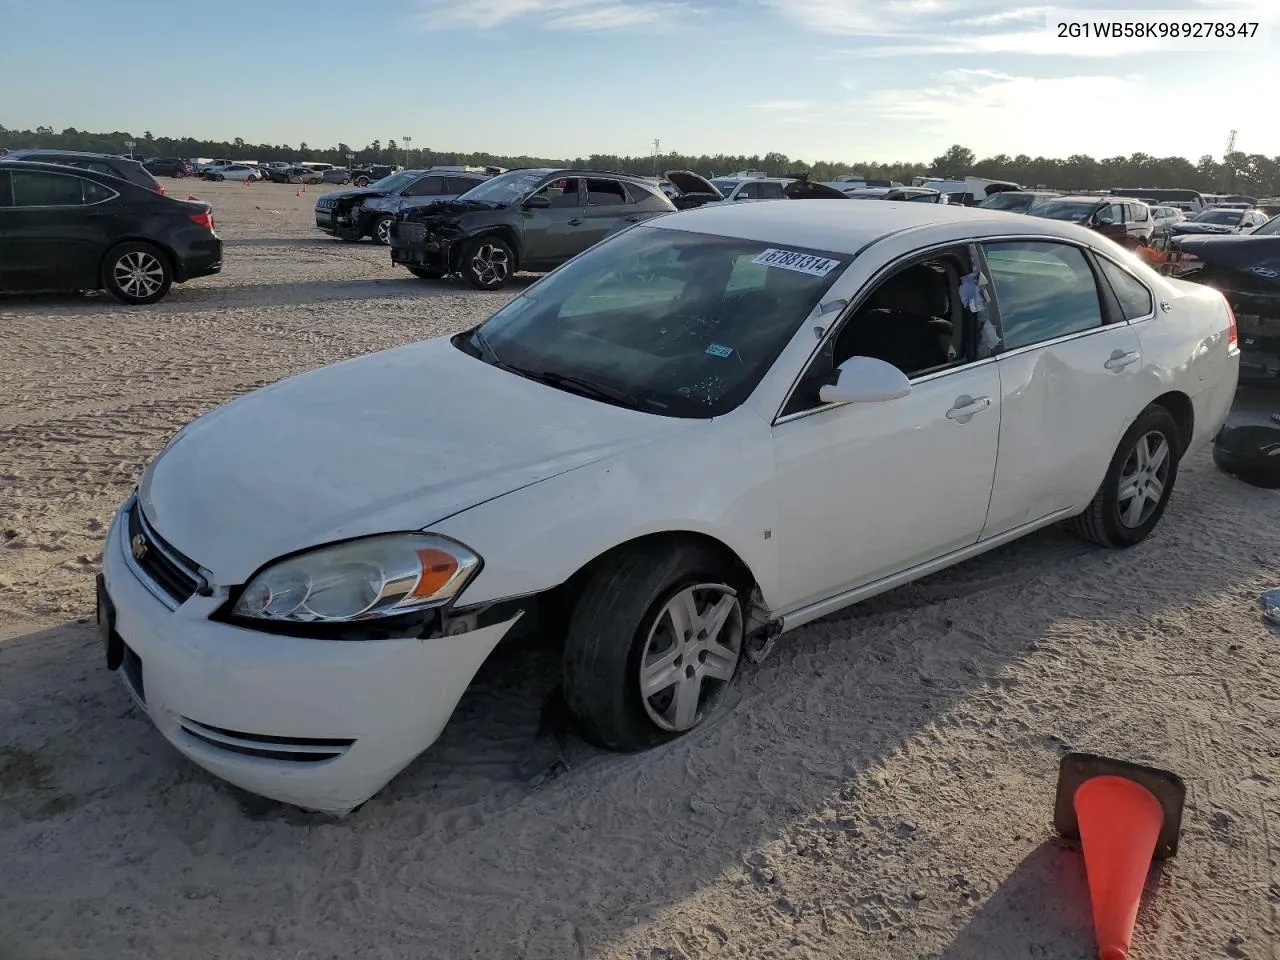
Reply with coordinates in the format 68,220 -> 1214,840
468,327 -> 504,365
521,370 -> 643,409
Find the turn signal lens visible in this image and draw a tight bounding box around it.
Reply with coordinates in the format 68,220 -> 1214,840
412,548 -> 460,598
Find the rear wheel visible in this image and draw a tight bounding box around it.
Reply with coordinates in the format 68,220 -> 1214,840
1072,405 -> 1181,547
214,173 -> 225,182
563,541 -> 746,751
354,176 -> 370,187
462,236 -> 514,290
408,267 -> 446,280
102,242 -> 173,305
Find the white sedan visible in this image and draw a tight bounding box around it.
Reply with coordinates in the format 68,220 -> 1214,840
98,201 -> 1239,814
202,163 -> 260,182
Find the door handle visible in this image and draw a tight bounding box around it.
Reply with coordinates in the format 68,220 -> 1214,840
945,395 -> 992,420
568,218 -> 583,226
1104,350 -> 1140,371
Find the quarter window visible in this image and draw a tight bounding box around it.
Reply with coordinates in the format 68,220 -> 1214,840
757,182 -> 785,200
11,171 -> 89,207
1097,258 -> 1154,320
983,241 -> 1104,350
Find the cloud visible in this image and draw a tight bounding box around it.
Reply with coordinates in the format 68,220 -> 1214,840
413,0 -> 688,30
756,0 -> 1275,57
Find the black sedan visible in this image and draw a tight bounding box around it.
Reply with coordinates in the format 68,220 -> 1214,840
0,160 -> 222,304
389,168 -> 677,288
314,169 -> 490,245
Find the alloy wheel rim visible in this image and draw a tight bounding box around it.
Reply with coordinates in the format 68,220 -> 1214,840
376,219 -> 392,244
1117,430 -> 1171,528
638,583 -> 743,732
471,244 -> 510,286
113,251 -> 164,299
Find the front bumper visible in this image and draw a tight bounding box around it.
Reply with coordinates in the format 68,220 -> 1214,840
100,500 -> 522,814
389,223 -> 452,272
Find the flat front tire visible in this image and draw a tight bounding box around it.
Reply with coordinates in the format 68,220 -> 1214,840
563,541 -> 746,751
102,242 -> 173,305
1072,404 -> 1181,547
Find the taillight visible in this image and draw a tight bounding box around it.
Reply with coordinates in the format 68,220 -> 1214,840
155,183 -> 166,196
1225,297 -> 1239,352
188,211 -> 214,231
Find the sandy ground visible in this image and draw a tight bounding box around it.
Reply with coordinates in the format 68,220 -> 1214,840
1,179 -> 1278,960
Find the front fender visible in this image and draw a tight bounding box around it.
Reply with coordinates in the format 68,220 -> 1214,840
429,409 -> 781,610
452,221 -> 524,271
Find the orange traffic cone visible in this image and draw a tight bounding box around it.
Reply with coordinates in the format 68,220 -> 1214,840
1054,754 -> 1186,960
295,188 -> 301,197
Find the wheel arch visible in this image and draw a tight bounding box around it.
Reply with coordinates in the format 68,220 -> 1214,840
99,237 -> 181,285
530,530 -> 763,639
453,225 -> 523,272
1149,390 -> 1194,455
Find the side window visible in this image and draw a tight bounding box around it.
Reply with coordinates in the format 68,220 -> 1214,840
10,171 -> 88,207
88,162 -> 117,177
404,176 -> 444,197
535,178 -> 582,207
758,182 -> 786,200
984,241 -> 1104,350
445,177 -> 477,194
1096,203 -> 1123,223
737,183 -> 760,199
1096,257 -> 1154,320
0,171 -> 11,207
624,180 -> 658,204
82,181 -> 116,204
1130,204 -> 1149,222
585,179 -> 627,206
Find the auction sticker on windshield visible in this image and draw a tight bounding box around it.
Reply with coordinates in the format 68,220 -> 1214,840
753,248 -> 842,277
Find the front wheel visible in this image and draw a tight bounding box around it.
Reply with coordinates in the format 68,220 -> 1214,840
214,173 -> 225,182
1072,404 -> 1181,547
462,236 -> 514,290
563,541 -> 746,751
371,214 -> 395,246
354,176 -> 370,187
102,242 -> 173,305
408,266 -> 446,280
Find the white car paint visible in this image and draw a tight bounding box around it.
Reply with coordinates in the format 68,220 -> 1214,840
204,163 -> 260,182
101,200 -> 1239,814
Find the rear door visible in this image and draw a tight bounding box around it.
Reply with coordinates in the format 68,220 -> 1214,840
980,239 -> 1147,537
578,178 -> 637,249
3,169 -> 118,291
0,170 -> 14,289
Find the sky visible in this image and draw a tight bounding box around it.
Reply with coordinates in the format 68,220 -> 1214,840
1,0 -> 1275,164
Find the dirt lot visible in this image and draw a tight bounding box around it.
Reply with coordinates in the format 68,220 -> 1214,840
1,179 -> 1278,960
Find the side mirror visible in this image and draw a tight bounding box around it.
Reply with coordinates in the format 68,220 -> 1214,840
524,194 -> 551,209
1095,217 -> 1114,226
819,356 -> 911,405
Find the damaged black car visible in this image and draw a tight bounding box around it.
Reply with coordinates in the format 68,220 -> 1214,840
1169,216 -> 1280,485
314,169 -> 492,245
388,168 -> 677,289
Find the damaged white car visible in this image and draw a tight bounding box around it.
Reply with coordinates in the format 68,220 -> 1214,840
98,201 -> 1239,814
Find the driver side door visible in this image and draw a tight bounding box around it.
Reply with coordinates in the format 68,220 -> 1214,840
521,177 -> 586,269
770,244 -> 1002,613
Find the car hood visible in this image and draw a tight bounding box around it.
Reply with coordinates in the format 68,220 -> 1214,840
1172,221 -> 1237,234
664,170 -> 723,199
403,198 -> 500,221
317,187 -> 388,204
1173,235 -> 1280,289
138,337 -> 694,583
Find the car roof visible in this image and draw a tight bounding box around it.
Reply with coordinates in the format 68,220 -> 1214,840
503,166 -> 666,185
5,148 -> 135,163
645,199 -> 1091,254
0,158 -> 120,176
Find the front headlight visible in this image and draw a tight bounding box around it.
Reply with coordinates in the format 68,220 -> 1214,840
232,533 -> 480,623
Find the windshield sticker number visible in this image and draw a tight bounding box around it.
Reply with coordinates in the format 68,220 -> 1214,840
752,248 -> 841,277
705,343 -> 735,358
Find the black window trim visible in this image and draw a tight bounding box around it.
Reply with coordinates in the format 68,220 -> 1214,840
774,239 -> 993,426
1092,251 -> 1157,324
7,168 -> 120,209
975,235 -> 1131,361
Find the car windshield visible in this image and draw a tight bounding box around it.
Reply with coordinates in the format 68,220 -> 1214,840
456,169 -> 552,204
368,170 -> 422,192
1253,216 -> 1280,236
1193,209 -> 1244,225
461,226 -> 849,418
978,193 -> 1033,211
1028,199 -> 1097,221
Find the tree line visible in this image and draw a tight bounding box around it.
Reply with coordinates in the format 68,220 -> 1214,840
3,124 -> 1278,197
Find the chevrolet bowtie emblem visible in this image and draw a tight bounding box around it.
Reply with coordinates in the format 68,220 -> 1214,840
131,534 -> 148,561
